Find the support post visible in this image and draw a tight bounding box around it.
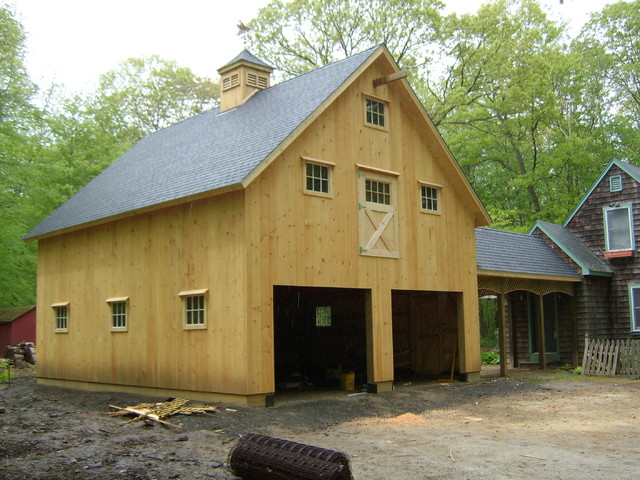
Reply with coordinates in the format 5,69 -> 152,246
537,294 -> 547,370
570,292 -> 578,367
497,293 -> 508,377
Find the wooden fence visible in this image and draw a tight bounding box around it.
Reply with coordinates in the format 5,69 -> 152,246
582,336 -> 640,377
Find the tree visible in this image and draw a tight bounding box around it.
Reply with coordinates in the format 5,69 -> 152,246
245,0 -> 444,78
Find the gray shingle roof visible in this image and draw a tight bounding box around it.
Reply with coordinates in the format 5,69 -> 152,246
532,221 -> 612,276
25,46 -> 379,240
218,49 -> 273,71
476,227 -> 581,279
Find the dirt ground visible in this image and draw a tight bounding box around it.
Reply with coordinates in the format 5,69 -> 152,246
1,367 -> 639,480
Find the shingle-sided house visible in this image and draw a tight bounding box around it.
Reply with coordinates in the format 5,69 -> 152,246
25,46 -> 490,405
0,305 -> 36,353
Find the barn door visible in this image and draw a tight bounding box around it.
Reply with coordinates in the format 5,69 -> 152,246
357,170 -> 399,258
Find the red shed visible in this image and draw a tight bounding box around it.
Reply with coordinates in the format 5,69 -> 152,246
0,306 -> 36,353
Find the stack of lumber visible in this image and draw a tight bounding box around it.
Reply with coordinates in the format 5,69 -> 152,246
4,342 -> 36,367
107,397 -> 220,427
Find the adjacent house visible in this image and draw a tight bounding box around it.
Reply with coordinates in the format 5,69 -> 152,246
0,305 -> 36,353
25,46 -> 490,405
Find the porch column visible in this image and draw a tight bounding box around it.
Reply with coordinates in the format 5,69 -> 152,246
537,294 -> 547,370
570,293 -> 578,367
497,293 -> 508,377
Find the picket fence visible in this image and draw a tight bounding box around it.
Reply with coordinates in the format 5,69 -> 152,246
582,336 -> 640,377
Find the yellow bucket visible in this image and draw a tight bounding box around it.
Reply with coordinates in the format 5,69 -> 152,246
340,371 -> 355,391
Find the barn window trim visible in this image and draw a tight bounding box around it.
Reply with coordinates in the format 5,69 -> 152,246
419,181 -> 442,214
302,156 -> 335,198
51,302 -> 69,333
628,285 -> 640,333
603,204 -> 634,253
106,297 -> 129,332
364,95 -> 388,130
178,289 -> 208,330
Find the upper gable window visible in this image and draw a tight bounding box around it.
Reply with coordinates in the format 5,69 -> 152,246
610,175 -> 623,192
302,156 -> 334,198
420,183 -> 441,214
365,97 -> 387,129
604,205 -> 634,252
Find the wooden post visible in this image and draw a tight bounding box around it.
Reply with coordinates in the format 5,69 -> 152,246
509,293 -> 519,368
497,293 -> 507,377
570,293 -> 578,367
537,294 -> 546,370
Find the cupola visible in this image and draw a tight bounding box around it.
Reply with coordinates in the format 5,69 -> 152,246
217,50 -> 273,112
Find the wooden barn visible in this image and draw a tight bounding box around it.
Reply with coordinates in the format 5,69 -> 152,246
25,46 -> 490,405
0,305 -> 36,353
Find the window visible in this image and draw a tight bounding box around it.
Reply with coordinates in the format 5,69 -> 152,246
629,286 -> 640,332
178,289 -> 208,329
365,179 -> 391,205
420,184 -> 440,213
604,205 -> 634,252
610,175 -> 623,192
365,97 -> 386,128
52,303 -> 69,332
306,162 -> 329,194
107,297 -> 129,331
315,306 -> 332,327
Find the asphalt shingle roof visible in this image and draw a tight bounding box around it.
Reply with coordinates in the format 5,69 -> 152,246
533,221 -> 612,276
0,306 -> 35,324
476,227 -> 580,279
218,49 -> 273,71
25,47 -> 379,240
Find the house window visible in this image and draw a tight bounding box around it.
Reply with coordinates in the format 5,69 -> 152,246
420,184 -> 440,213
178,289 -> 208,329
365,179 -> 391,205
629,286 -> 640,332
365,97 -> 386,128
107,297 -> 129,331
52,303 -> 69,333
306,162 -> 329,194
604,205 -> 634,252
315,306 -> 332,327
610,175 -> 623,192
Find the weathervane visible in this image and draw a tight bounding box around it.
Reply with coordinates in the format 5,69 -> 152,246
237,21 -> 251,46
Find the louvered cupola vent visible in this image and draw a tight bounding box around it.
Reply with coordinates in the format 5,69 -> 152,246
217,50 -> 274,112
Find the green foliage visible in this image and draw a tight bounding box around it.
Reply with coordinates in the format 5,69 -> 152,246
0,359 -> 14,384
481,351 -> 500,365
479,297 -> 498,347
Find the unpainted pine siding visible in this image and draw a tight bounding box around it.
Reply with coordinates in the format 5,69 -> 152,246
243,53 -> 483,389
566,164 -> 640,338
36,191 -> 250,396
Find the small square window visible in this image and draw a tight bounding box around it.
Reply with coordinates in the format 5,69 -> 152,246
52,304 -> 69,332
365,179 -> 391,205
315,306 -> 332,327
306,162 -> 329,194
421,185 -> 440,213
365,98 -> 386,128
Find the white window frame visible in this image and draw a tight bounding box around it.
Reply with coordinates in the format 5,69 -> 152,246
364,96 -> 388,130
628,285 -> 640,333
107,297 -> 129,332
603,204 -> 635,252
419,181 -> 442,214
178,289 -> 208,330
302,156 -> 335,198
52,302 -> 69,333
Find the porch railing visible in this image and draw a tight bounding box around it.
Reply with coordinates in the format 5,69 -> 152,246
582,336 -> 640,377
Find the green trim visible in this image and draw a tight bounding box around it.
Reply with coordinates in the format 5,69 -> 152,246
603,204 -> 635,252
628,285 -> 640,333
530,221 -> 612,277
564,159 -> 640,227
527,293 -> 560,362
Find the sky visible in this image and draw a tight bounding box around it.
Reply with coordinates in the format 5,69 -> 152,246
9,0 -> 617,95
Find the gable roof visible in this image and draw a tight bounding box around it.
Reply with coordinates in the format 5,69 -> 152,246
25,47 -> 380,240
476,227 -> 581,281
529,221 -> 613,277
218,49 -> 273,72
0,305 -> 35,324
563,158 -> 640,227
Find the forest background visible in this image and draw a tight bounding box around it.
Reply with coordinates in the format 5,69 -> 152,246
1,0 -> 638,307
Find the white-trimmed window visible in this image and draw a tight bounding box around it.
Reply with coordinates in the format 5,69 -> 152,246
315,306 -> 332,327
302,157 -> 334,197
52,302 -> 69,333
628,285 -> 640,332
365,97 -> 387,128
178,289 -> 208,329
604,205 -> 634,252
107,297 -> 129,331
420,183 -> 440,213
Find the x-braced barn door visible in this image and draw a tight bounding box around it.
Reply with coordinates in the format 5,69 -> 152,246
357,170 -> 399,258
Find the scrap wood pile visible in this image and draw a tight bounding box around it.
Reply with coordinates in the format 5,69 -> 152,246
4,342 -> 36,367
107,397 -> 220,428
